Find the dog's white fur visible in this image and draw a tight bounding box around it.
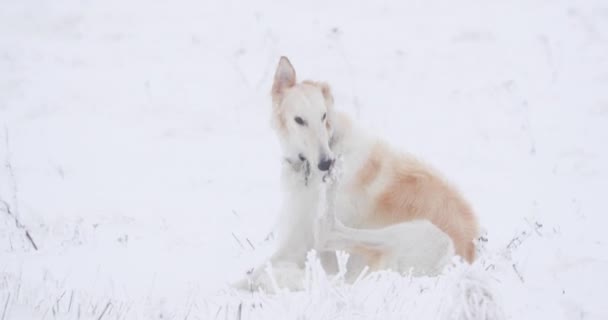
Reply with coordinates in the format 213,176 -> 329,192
236,57 -> 479,292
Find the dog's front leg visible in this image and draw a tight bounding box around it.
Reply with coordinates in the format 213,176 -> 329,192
273,167 -> 322,263
236,160 -> 323,292
314,165 -> 345,251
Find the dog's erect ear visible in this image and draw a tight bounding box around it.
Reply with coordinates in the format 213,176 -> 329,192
272,56 -> 296,98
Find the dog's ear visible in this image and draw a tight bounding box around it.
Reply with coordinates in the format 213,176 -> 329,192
272,56 -> 296,99
301,80 -> 334,109
318,82 -> 334,109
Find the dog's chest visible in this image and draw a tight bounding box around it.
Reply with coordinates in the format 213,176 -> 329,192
332,170 -> 375,227
333,139 -> 383,223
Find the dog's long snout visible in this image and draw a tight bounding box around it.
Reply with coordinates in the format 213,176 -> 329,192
317,158 -> 334,171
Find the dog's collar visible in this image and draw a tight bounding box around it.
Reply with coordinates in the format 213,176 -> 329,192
284,153 -> 306,165
284,155 -> 311,186
284,157 -> 304,170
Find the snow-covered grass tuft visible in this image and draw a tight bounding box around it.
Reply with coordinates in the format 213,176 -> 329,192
0,219 -> 604,319
207,244 -> 509,320
436,257 -> 504,320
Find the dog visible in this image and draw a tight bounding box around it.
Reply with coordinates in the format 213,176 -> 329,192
235,56 -> 479,292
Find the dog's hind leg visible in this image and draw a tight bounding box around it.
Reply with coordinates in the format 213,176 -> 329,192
320,219 -> 454,274
314,175 -> 386,255
315,171 -> 454,274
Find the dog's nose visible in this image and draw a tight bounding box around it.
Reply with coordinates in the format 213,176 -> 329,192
317,158 -> 334,171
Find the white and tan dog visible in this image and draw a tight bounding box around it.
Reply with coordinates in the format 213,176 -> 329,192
237,57 -> 479,292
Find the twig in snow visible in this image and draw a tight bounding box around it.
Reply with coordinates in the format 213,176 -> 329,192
512,264 -> 524,283
3,126 -> 19,215
524,218 -> 543,236
214,306 -> 222,319
0,200 -> 38,250
97,301 -> 111,320
67,291 -> 74,313
353,266 -> 370,286
231,232 -> 244,249
25,226 -> 38,249
41,305 -> 50,320
54,291 -> 66,313
264,232 -> 274,242
1,127 -> 38,250
506,235 -> 522,251
506,219 -> 544,253
1,293 -> 10,320
246,238 -> 255,250
14,269 -> 22,303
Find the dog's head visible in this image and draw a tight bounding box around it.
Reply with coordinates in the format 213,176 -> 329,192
271,56 -> 335,172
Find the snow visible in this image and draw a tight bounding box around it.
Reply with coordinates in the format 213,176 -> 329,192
1,0 -> 607,318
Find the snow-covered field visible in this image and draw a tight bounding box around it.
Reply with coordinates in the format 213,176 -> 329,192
1,0 -> 607,318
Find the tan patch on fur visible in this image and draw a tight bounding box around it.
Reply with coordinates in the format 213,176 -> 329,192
370,157 -> 479,263
273,107 -> 287,132
356,144 -> 384,189
375,171 -> 426,221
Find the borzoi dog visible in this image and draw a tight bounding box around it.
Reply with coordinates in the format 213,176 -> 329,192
236,57 -> 479,292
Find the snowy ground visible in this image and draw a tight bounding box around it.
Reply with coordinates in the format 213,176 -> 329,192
1,0 -> 608,318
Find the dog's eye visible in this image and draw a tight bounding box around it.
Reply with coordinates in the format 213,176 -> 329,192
322,113 -> 326,121
294,117 -> 306,125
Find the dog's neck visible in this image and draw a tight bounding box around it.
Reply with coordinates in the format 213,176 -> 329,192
327,111 -> 353,156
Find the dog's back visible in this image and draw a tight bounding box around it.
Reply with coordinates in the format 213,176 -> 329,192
330,114 -> 479,262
